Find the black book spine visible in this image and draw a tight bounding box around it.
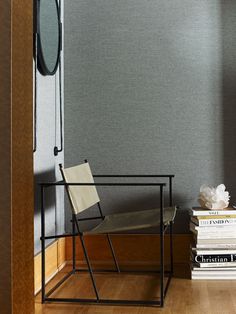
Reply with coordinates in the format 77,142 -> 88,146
195,254 -> 236,263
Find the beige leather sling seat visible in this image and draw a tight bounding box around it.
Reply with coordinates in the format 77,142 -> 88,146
61,162 -> 176,234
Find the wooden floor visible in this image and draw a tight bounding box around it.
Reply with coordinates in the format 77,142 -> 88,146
35,265 -> 236,314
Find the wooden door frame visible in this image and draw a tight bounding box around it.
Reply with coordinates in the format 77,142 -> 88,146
0,1 -> 34,313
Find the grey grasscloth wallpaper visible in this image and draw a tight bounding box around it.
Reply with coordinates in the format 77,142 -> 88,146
64,0 -> 236,233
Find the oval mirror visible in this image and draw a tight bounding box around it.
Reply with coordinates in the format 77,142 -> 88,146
37,0 -> 61,75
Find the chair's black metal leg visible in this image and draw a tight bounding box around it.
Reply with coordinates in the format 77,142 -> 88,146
169,221 -> 173,275
41,185 -> 46,303
79,235 -> 100,301
72,214 -> 76,272
168,176 -> 174,275
160,185 -> 164,307
106,234 -> 120,273
97,202 -> 120,272
169,176 -> 173,208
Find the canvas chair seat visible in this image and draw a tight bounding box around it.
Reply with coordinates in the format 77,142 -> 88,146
87,206 -> 176,234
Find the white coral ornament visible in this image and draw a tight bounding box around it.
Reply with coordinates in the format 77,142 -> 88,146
198,184 -> 230,210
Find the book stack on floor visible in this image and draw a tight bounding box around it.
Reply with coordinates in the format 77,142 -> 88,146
190,207 -> 236,280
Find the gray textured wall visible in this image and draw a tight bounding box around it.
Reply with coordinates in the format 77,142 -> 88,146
64,0 -> 236,233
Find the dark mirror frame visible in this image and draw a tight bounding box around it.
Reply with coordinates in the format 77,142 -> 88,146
35,0 -> 62,76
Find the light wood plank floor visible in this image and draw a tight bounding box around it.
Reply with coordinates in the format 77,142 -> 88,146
35,265 -> 236,314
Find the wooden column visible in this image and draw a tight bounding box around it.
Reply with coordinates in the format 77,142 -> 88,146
0,1 -> 34,313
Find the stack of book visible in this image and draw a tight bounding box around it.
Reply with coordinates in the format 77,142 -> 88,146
190,207 -> 236,279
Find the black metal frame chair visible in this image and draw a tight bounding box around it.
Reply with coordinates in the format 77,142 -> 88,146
40,161 -> 175,307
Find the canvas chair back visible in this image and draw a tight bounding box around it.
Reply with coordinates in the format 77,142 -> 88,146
60,163 -> 100,214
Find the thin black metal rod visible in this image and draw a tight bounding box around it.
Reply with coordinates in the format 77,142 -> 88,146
93,175 -> 174,178
77,216 -> 102,222
159,185 -> 164,307
79,235 -> 100,301
41,185 -> 46,303
169,222 -> 174,274
164,273 -> 172,297
169,176 -> 173,207
97,202 -> 104,219
72,214 -> 76,272
106,234 -> 120,273
43,233 -> 78,240
41,182 -> 167,187
42,233 -> 79,240
75,269 -> 118,273
97,203 -> 120,273
168,177 -> 174,275
39,227 -> 170,249
45,270 -> 74,298
74,216 -> 81,234
74,269 -> 172,274
45,297 -> 162,306
33,32 -> 37,153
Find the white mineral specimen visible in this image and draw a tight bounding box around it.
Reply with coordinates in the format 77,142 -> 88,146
198,184 -> 230,210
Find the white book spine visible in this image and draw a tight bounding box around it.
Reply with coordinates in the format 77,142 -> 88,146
193,249 -> 236,255
196,243 -> 236,249
198,262 -> 236,268
192,225 -> 236,232
196,234 -> 236,239
192,271 -> 236,275
192,266 -> 236,271
191,209 -> 236,216
192,275 -> 236,280
196,219 -> 236,226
